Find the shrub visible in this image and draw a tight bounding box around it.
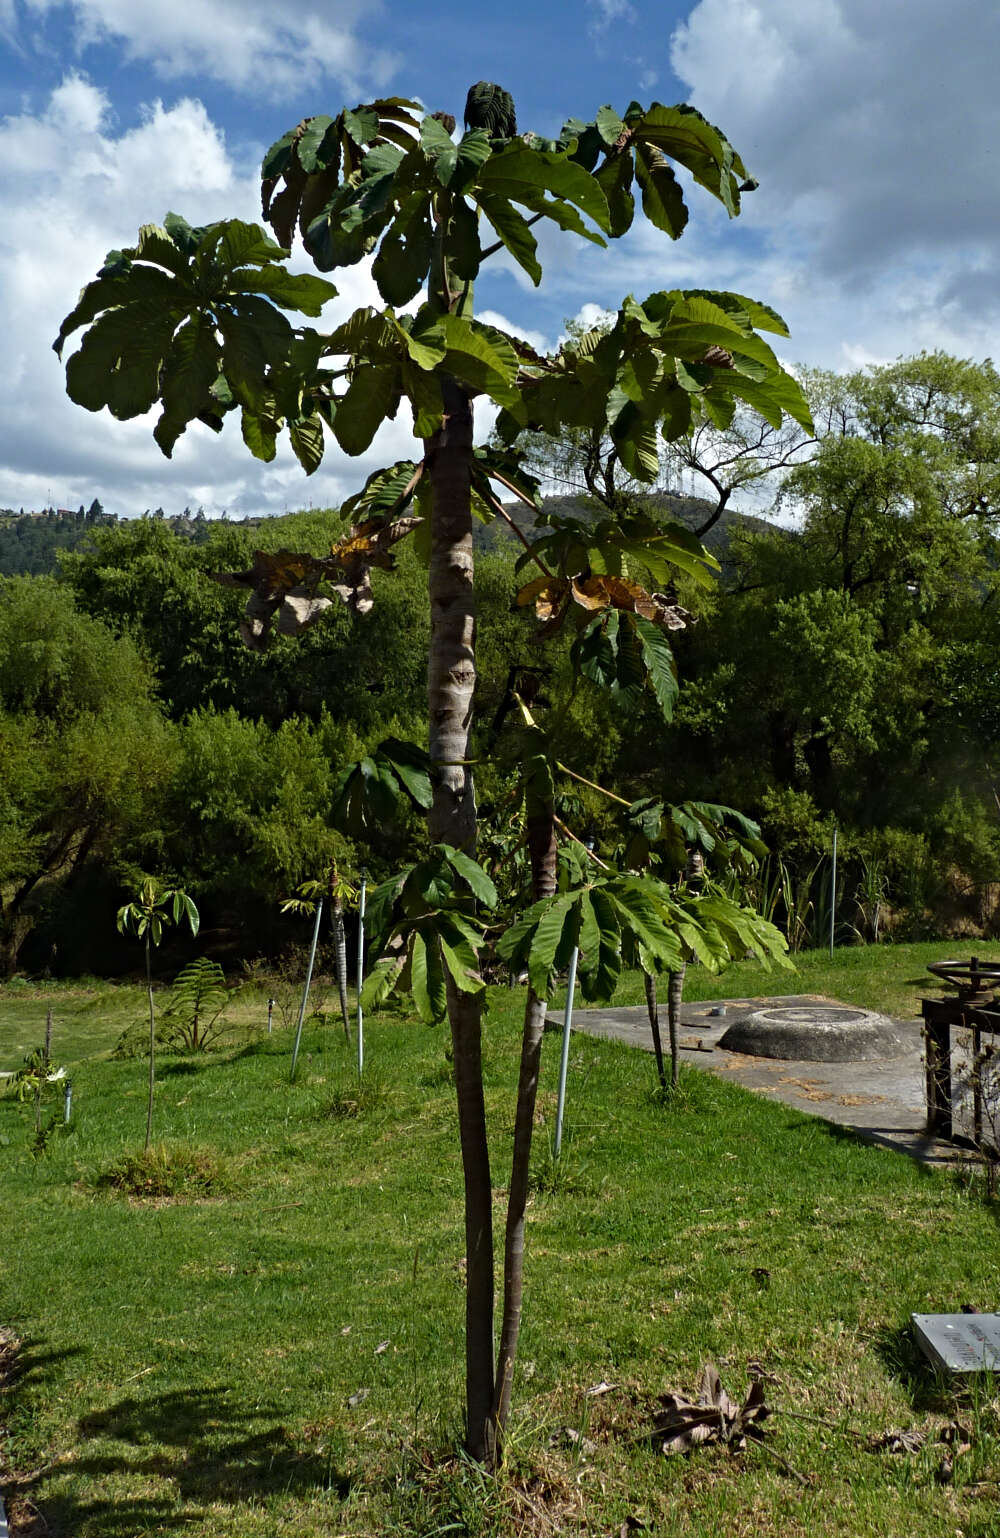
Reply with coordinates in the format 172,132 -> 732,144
95,1142 -> 232,1198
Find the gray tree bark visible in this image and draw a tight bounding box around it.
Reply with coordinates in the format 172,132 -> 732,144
426,372 -> 496,1463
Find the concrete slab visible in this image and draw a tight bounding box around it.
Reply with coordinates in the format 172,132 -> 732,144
547,995 -> 972,1169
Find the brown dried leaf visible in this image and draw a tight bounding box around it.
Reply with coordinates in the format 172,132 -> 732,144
516,575 -> 561,609
571,575 -> 620,610
653,1363 -> 771,1456
867,1427 -> 926,1454
214,548 -> 332,649
516,576 -> 571,637
647,594 -> 694,631
214,518 -> 420,645
330,574 -> 374,616
327,515 -> 420,614
567,575 -> 694,634
276,589 -> 334,636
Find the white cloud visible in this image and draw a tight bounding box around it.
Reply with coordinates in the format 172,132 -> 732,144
0,75 -> 416,519
476,309 -> 552,356
17,0 -> 399,99
668,0 -> 1000,361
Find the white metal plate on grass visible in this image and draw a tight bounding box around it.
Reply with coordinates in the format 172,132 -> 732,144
912,1313 -> 1000,1373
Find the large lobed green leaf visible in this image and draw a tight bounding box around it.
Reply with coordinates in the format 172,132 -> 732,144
55,215 -> 338,461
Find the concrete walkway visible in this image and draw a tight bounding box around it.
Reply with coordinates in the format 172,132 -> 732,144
550,994 -> 971,1169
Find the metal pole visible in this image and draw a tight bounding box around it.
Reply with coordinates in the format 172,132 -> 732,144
357,869 -> 367,1079
290,897 -> 323,1081
63,1079 -> 72,1125
824,824 -> 830,953
554,836 -> 592,1160
267,997 -> 274,1035
554,945 -> 580,1162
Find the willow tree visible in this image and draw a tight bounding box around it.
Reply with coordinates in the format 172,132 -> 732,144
56,82 -> 809,1462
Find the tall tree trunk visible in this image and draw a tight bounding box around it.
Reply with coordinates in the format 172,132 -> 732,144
644,969 -> 667,1090
426,373 -> 495,1463
493,765 -> 558,1444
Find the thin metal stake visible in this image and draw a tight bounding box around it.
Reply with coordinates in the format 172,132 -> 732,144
290,897 -> 323,1081
63,1080 -> 72,1124
554,945 -> 580,1162
357,870 -> 367,1078
555,836 -> 593,1160
267,997 -> 274,1035
824,824 -> 830,953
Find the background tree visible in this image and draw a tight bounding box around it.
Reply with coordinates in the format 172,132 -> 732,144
57,83 -> 810,1462
0,576 -> 175,974
511,316 -> 817,540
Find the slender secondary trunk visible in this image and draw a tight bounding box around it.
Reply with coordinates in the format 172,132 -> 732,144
666,849 -> 704,1091
644,970 -> 667,1090
666,965 -> 685,1088
329,870 -> 351,1045
493,785 -> 558,1442
426,373 -> 495,1463
34,1007 -> 53,1137
144,935 -> 156,1151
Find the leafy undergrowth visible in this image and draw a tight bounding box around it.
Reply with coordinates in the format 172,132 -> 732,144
94,1141 -> 235,1199
1,980 -> 1000,1536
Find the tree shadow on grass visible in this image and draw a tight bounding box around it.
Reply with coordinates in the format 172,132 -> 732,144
0,1332 -> 84,1397
9,1384 -> 352,1536
871,1320 -> 965,1414
812,1117 -> 947,1178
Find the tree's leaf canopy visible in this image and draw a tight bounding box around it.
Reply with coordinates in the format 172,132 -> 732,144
54,217 -> 338,470
498,866 -> 789,1002
57,94 -> 810,505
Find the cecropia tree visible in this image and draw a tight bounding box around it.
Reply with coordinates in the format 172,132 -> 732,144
56,81 -> 809,1463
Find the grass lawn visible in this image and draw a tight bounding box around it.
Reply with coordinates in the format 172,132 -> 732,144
1,951 -> 999,1536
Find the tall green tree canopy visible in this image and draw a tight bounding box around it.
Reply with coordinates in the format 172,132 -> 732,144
57,83 -> 809,1464
0,576 -> 174,975
658,354 -> 1000,871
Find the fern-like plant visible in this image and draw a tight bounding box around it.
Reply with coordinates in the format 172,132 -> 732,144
161,957 -> 233,1051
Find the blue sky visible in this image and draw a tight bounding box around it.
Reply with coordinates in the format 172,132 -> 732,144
1,0 -> 998,518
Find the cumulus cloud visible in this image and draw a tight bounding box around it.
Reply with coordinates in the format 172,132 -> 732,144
17,0 -> 399,99
0,75 -> 416,519
669,0 -> 1000,357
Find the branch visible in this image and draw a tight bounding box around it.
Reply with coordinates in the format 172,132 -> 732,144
485,466 -> 540,511
479,211 -> 544,263
477,481 -> 556,579
555,761 -> 631,807
554,814 -> 610,869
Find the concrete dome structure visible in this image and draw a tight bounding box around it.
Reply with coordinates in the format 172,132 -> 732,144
718,1003 -> 905,1062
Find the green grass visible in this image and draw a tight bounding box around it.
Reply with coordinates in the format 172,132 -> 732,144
559,939 -> 998,1022
0,978 -> 291,1072
2,956 -> 1000,1536
2,940 -> 984,1075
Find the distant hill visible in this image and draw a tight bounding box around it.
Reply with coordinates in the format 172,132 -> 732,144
0,490 -> 781,580
0,505 -> 218,577
473,487 -> 779,558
